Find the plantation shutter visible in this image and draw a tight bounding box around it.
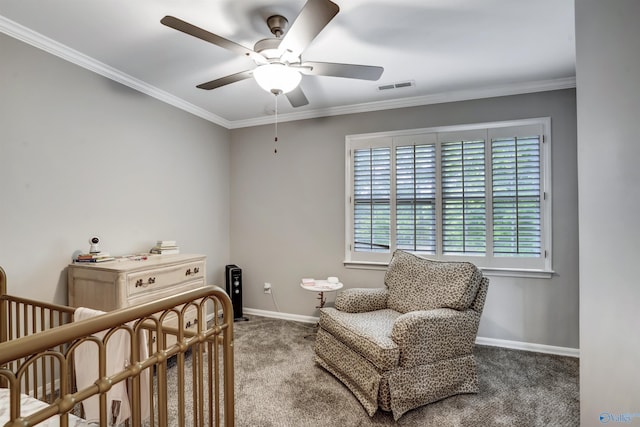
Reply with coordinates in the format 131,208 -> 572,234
491,126 -> 543,257
440,132 -> 486,255
352,146 -> 391,252
395,141 -> 436,253
346,119 -> 550,272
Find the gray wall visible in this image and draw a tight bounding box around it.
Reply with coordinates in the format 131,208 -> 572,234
576,1 -> 640,425
230,89 -> 579,350
0,33 -> 231,302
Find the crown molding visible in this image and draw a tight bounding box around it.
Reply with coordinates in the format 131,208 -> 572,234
229,76 -> 576,129
0,15 -> 232,129
2,14 -> 575,131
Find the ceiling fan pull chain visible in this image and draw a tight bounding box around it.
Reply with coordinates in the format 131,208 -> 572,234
274,93 -> 279,154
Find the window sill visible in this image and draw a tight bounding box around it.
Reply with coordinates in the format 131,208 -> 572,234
343,260 -> 555,279
343,260 -> 389,271
479,267 -> 554,279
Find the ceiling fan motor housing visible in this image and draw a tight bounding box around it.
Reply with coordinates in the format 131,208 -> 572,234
253,38 -> 283,60
266,15 -> 288,38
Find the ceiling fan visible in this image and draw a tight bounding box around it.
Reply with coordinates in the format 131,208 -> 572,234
161,0 -> 384,108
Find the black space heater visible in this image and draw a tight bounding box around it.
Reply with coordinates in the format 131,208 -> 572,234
225,264 -> 248,322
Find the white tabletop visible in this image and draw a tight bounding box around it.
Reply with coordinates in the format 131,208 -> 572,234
300,279 -> 343,292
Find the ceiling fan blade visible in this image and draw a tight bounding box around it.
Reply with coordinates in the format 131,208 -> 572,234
299,61 -> 384,81
285,86 -> 309,108
278,0 -> 339,58
161,16 -> 266,64
196,70 -> 254,90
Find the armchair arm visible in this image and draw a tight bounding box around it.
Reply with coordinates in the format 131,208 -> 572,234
391,308 -> 480,367
335,288 -> 388,313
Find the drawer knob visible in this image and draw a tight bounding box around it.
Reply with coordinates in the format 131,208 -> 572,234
194,267 -> 200,274
185,268 -> 192,276
148,277 -> 156,284
135,279 -> 143,287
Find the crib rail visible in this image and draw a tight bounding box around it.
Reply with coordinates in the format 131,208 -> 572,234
0,268 -> 234,427
1,267 -> 76,397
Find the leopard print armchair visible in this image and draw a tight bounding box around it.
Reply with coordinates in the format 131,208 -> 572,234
315,250 -> 489,420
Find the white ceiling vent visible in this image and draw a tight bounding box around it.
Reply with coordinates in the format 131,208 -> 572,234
377,80 -> 415,91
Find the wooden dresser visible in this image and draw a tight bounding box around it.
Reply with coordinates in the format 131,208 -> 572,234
68,254 -> 207,347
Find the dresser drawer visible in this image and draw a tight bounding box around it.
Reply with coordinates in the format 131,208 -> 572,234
128,278 -> 204,307
126,260 -> 205,298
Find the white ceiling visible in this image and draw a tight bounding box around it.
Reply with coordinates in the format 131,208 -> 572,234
0,0 -> 575,128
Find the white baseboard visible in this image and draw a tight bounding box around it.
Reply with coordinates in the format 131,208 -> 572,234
244,308 -> 318,324
475,336 -> 579,358
244,307 -> 580,358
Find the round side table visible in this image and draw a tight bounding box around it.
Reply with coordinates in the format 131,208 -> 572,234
300,279 -> 344,309
300,279 -> 343,340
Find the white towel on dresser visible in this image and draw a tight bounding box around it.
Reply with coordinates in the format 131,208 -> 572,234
73,307 -> 150,425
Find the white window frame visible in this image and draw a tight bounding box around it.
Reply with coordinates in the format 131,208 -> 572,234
344,118 -> 553,278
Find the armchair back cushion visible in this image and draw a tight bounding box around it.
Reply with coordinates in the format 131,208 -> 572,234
384,250 -> 482,313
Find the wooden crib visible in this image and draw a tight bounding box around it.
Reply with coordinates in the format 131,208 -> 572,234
0,266 -> 234,426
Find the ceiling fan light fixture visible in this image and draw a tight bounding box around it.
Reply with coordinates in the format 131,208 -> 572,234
253,63 -> 302,94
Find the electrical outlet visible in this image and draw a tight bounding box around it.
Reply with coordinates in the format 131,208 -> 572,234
264,282 -> 272,294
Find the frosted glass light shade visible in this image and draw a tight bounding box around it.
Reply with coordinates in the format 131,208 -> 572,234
253,63 -> 302,94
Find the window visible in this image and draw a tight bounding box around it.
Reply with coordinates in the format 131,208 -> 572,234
345,118 -> 551,273
440,138 -> 486,255
396,142 -> 436,252
353,145 -> 391,252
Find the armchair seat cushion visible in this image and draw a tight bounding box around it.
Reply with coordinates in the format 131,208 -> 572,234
319,308 -> 401,371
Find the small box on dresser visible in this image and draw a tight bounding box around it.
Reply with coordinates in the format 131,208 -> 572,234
68,253 -> 207,350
